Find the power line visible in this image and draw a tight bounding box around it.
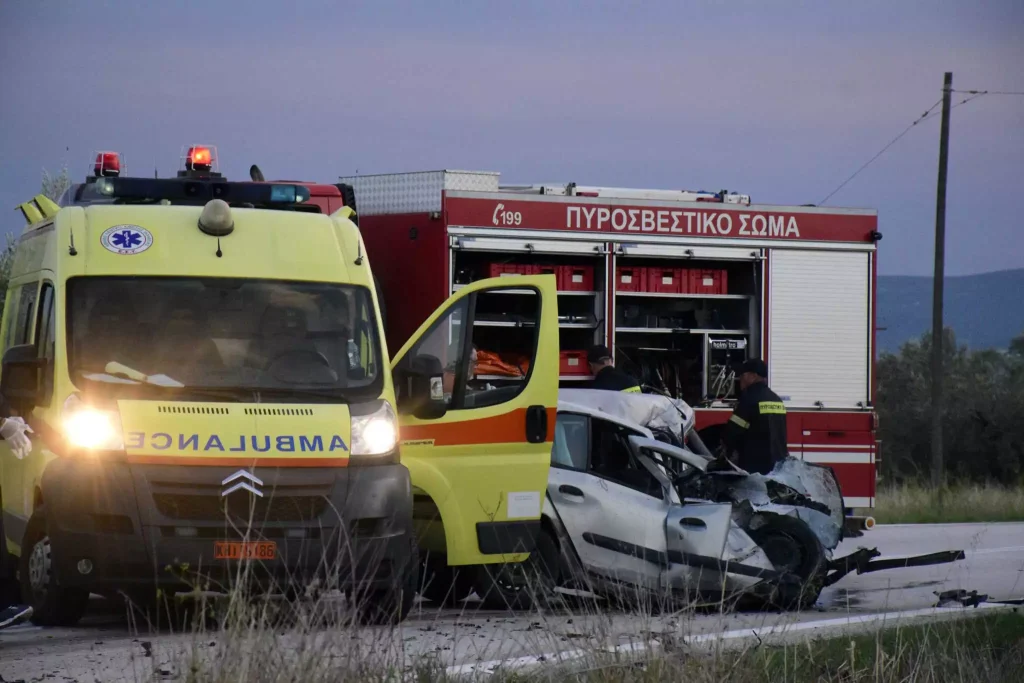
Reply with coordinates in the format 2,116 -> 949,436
818,98 -> 943,205
818,88 -> 997,206
953,88 -> 1024,96
919,91 -> 988,124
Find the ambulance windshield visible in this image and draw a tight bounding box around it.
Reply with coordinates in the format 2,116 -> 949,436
67,276 -> 383,400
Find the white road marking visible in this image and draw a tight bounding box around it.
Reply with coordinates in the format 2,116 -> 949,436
446,603 -> 1015,678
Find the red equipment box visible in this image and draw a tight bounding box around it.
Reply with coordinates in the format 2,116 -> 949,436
615,266 -> 646,292
559,350 -> 590,376
648,266 -> 683,294
557,265 -> 594,292
488,263 -> 538,278
688,268 -> 728,295
537,264 -> 558,280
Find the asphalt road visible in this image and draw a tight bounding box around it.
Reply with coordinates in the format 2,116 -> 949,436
1,523 -> 1022,682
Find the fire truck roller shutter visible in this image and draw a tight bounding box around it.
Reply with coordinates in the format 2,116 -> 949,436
767,249 -> 870,409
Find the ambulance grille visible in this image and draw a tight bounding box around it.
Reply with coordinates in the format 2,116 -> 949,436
153,493 -> 329,522
244,408 -> 315,416
157,406 -> 231,415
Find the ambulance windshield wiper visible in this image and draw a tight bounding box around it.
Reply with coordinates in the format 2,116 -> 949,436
82,362 -> 185,388
255,387 -> 352,402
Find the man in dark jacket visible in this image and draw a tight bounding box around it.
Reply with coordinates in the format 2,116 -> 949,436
588,345 -> 642,393
720,359 -> 788,475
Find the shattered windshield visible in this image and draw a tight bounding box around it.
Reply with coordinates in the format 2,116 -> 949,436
67,276 -> 382,400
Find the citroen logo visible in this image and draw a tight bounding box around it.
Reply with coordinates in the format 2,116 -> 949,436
221,470 -> 264,498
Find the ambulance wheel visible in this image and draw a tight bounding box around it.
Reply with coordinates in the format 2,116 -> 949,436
475,529 -> 558,611
355,540 -> 417,626
748,514 -> 826,611
20,510 -> 90,626
418,552 -> 475,607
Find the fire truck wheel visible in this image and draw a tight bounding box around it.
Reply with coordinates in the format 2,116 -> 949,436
418,552 -> 475,606
747,514 -> 826,611
355,540 -> 418,626
475,529 -> 558,611
19,510 -> 90,626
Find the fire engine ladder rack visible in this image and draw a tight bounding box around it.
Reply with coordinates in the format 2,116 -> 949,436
449,233 -> 762,403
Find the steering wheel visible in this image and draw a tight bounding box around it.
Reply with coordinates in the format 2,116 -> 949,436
265,349 -> 335,382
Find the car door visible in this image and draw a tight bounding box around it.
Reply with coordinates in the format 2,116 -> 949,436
547,413 -> 670,591
629,436 -> 748,593
391,274 -> 559,567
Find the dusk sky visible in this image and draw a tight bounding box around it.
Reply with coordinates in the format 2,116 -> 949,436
1,0 -> 1021,276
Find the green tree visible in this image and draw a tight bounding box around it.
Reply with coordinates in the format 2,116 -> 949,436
877,329 -> 1024,486
40,164 -> 71,203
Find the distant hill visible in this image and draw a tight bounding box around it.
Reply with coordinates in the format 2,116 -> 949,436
877,268 -> 1024,353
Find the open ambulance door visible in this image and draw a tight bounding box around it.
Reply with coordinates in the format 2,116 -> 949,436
390,274 -> 560,566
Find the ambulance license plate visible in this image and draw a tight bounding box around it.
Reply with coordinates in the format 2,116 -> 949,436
214,541 -> 277,561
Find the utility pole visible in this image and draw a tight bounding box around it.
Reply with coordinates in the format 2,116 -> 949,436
930,72 -> 953,504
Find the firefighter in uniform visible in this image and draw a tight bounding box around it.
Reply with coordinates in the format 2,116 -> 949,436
587,345 -> 642,393
720,359 -> 788,475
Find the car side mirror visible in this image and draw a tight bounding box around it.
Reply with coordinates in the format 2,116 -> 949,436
1,344 -> 43,408
395,354 -> 448,420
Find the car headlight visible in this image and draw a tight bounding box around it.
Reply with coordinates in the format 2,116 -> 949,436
62,394 -> 125,451
350,401 -> 397,458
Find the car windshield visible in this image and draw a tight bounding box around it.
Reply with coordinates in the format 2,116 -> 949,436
67,276 -> 382,400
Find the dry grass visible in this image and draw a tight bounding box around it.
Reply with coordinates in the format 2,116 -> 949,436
122,550 -> 1024,683
871,483 -> 1024,524
474,611 -> 1024,682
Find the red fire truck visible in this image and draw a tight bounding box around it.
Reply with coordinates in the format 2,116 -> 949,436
295,170 -> 880,513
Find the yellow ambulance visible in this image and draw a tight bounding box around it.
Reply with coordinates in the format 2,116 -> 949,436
0,148 -> 559,625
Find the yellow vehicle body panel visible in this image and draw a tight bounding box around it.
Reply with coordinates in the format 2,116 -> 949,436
392,275 -> 560,566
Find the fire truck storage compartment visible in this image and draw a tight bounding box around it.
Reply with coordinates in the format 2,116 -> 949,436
471,288 -> 540,381
613,250 -> 760,407
451,236 -> 605,382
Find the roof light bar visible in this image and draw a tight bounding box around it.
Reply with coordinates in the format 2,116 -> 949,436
74,177 -> 311,208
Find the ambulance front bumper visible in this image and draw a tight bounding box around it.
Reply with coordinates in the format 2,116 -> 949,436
38,459 -> 413,593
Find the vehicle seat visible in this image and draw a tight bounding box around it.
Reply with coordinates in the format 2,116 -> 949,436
152,298 -> 222,374
246,304 -> 324,370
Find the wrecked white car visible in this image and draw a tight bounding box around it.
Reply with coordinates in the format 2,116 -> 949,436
527,389 -> 965,610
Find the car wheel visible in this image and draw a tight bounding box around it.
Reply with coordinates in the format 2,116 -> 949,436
354,539 -> 418,626
747,514 -> 826,610
19,510 -> 90,626
475,529 -> 558,611
418,552 -> 475,607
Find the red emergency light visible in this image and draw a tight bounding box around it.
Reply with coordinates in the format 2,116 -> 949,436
185,145 -> 214,171
93,151 -> 122,177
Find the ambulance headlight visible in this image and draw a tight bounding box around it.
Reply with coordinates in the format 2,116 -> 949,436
62,394 -> 124,451
350,401 -> 397,459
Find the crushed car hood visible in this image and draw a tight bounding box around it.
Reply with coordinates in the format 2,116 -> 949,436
718,458 -> 846,551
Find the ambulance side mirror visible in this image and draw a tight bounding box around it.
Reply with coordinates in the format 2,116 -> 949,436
395,354 -> 448,420
1,344 -> 43,408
